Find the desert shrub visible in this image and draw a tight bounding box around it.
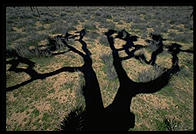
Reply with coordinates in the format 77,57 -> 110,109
39,15 -> 54,24
54,37 -> 67,50
100,54 -> 117,80
97,18 -> 107,26
6,32 -> 24,44
189,46 -> 193,51
171,25 -> 184,32
99,35 -> 108,46
113,16 -> 121,22
50,21 -> 75,34
155,119 -> 168,131
101,21 -> 116,29
177,32 -> 193,43
47,36 -> 69,52
168,32 -> 193,43
178,66 -> 192,78
147,20 -> 162,29
95,10 -> 103,16
152,26 -> 164,35
131,16 -> 142,23
117,21 -> 123,25
131,23 -> 147,31
27,32 -> 48,46
167,32 -> 176,40
184,22 -> 193,30
67,38 -> 75,46
8,36 -> 69,58
124,16 -> 133,23
162,117 -> 182,131
51,24 -> 67,34
140,31 -> 148,39
68,16 -> 79,25
87,31 -> 99,41
60,11 -> 67,17
24,19 -> 35,25
144,13 -> 152,20
138,65 -> 165,82
13,44 -> 33,57
84,21 -> 97,31
19,11 -> 34,19
60,106 -> 88,131
40,10 -> 50,16
146,39 -> 160,51
159,23 -> 170,33
102,12 -> 112,19
23,23 -> 36,33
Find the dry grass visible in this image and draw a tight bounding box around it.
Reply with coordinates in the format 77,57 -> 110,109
6,6 -> 193,131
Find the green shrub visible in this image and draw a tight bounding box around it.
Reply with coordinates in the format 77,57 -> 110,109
99,35 -> 108,46
138,65 -> 165,82
60,106 -> 87,131
84,21 -> 97,31
100,54 -> 117,80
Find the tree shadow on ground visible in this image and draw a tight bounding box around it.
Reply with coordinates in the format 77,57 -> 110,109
60,29 -> 193,131
6,29 -> 193,131
6,32 -> 81,92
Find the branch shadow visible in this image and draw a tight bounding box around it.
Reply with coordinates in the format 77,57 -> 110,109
6,32 -> 81,92
6,28 -> 193,131
60,29 -> 192,131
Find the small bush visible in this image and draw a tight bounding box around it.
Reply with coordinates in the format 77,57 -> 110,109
138,65 -> 165,82
102,12 -> 112,19
100,54 -> 117,80
163,117 -> 181,131
14,44 -> 33,57
60,106 -> 88,131
99,35 -> 108,46
146,40 -> 160,52
50,22 -> 69,34
168,32 -> 193,43
113,16 -> 121,22
132,16 -> 142,23
131,23 -> 147,32
84,21 -> 97,31
39,15 -> 54,24
179,66 -> 192,78
6,32 -> 25,44
100,21 -> 116,29
95,10 -> 103,16
87,31 -> 99,40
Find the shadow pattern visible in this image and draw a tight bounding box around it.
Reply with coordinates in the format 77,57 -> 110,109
6,29 -> 193,131
60,29 -> 192,131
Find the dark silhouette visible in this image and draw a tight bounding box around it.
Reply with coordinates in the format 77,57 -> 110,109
166,43 -> 193,74
100,30 -> 180,130
146,33 -> 166,65
61,29 -> 104,130
61,29 -> 183,131
6,29 -> 192,131
6,49 -> 39,78
6,36 -> 81,92
114,29 -> 144,60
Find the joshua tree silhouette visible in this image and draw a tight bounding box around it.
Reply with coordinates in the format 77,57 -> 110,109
60,29 -> 184,131
6,29 -> 192,131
